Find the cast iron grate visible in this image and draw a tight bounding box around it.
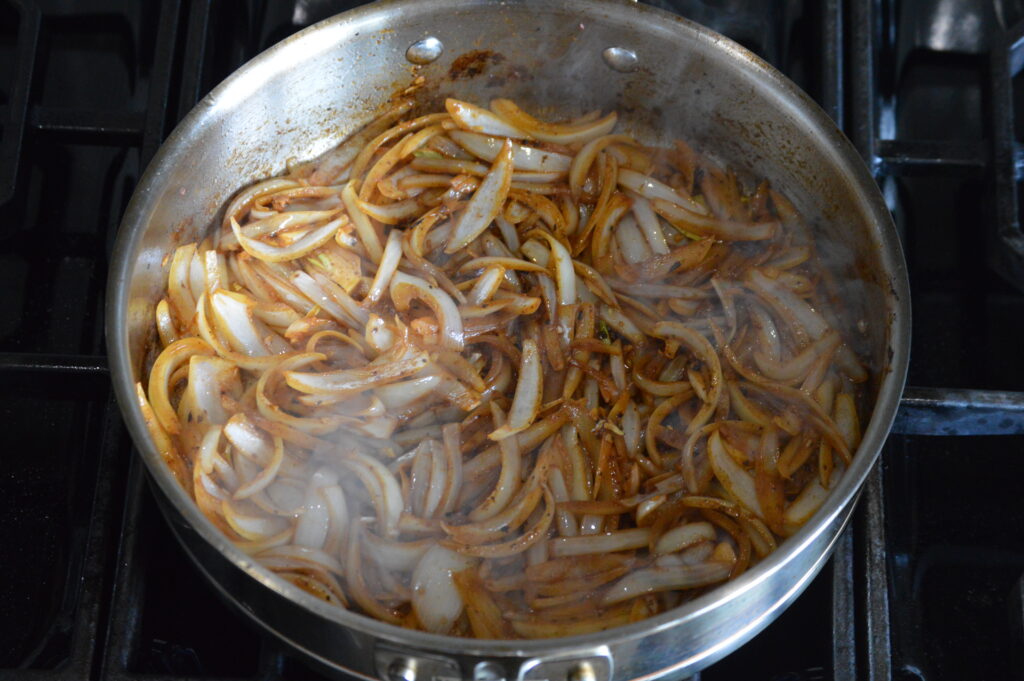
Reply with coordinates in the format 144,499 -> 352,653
3,1 -> 1024,680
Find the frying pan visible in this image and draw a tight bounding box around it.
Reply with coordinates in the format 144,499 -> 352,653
106,1 -> 910,679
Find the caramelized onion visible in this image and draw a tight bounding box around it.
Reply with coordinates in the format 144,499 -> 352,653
147,97 -> 868,639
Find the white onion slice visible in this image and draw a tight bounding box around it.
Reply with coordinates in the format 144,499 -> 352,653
445,139 -> 514,254
489,338 -> 541,441
615,215 -> 652,265
653,521 -> 717,555
490,99 -> 617,145
468,267 -> 505,305
209,290 -> 272,356
365,229 -> 404,304
231,215 -> 344,263
147,337 -> 215,435
294,484 -> 330,549
446,98 -> 528,139
375,374 -> 442,409
390,271 -> 465,350
289,271 -> 365,329
548,528 -> 650,557
167,244 -> 198,326
531,231 -> 576,306
363,532 -> 433,572
342,181 -> 384,261
411,544 -> 475,633
285,350 -> 429,395
222,178 -> 302,230
652,199 -> 776,242
448,130 -> 571,172
602,562 -> 732,605
708,430 -> 764,518
783,472 -> 832,532
340,450 -> 403,539
618,168 -> 706,214
569,134 -> 635,198
631,196 -> 670,255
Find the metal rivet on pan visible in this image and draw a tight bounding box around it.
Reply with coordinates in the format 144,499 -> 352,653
602,46 -> 639,72
406,36 -> 444,64
567,662 -> 597,681
387,659 -> 417,681
474,661 -> 505,681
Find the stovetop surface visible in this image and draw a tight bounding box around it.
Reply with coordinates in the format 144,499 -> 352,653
2,1 -> 1024,680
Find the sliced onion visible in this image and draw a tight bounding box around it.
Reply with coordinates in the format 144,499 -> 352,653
411,544 -> 476,633
354,197 -> 421,224
231,215 -> 345,262
747,269 -> 828,340
289,271 -> 366,329
652,199 -> 776,242
390,271 -> 465,350
599,304 -> 645,345
569,134 -> 635,199
708,430 -> 764,519
531,230 -> 576,306
618,168 -> 705,213
342,181 -> 384,261
364,532 -> 433,571
754,331 -> 841,382
449,486 -> 555,558
616,215 -> 652,265
445,139 -> 514,253
783,471 -> 833,533
602,561 -> 732,605
308,99 -> 415,185
834,393 -> 861,451
365,229 -> 404,304
490,99 -> 617,144
548,528 -> 650,557
468,266 -> 506,305
654,521 -> 717,555
339,450 -> 403,539
374,374 -> 442,409
147,337 -> 215,435
222,178 -> 303,230
448,130 -> 571,172
652,321 -> 723,433
364,314 -> 396,353
294,483 -> 330,549
458,256 -> 547,274
489,338 -> 541,441
227,209 -> 342,250
446,98 -> 528,138
209,290 -> 273,356
167,244 -> 199,326
285,350 -> 429,395
631,195 -> 670,255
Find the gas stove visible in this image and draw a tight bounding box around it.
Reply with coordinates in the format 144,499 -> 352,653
2,1 -> 1023,680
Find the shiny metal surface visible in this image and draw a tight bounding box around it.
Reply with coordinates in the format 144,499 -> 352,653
892,386 -> 1024,435
106,1 -> 911,679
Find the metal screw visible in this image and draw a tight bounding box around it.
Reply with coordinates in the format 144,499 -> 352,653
388,658 -> 417,681
601,46 -> 639,72
406,36 -> 444,64
474,661 -> 505,681
567,661 -> 597,681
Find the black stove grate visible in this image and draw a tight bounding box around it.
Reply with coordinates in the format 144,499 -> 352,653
2,1 -> 1024,680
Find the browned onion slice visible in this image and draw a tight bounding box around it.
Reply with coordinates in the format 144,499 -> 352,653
445,139 -> 514,253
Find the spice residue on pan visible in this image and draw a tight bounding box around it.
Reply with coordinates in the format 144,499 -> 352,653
448,49 -> 506,80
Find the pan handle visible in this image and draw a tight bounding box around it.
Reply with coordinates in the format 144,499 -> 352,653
375,646 -> 613,681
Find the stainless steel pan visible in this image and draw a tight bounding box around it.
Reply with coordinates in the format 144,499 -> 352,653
106,1 -> 910,679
